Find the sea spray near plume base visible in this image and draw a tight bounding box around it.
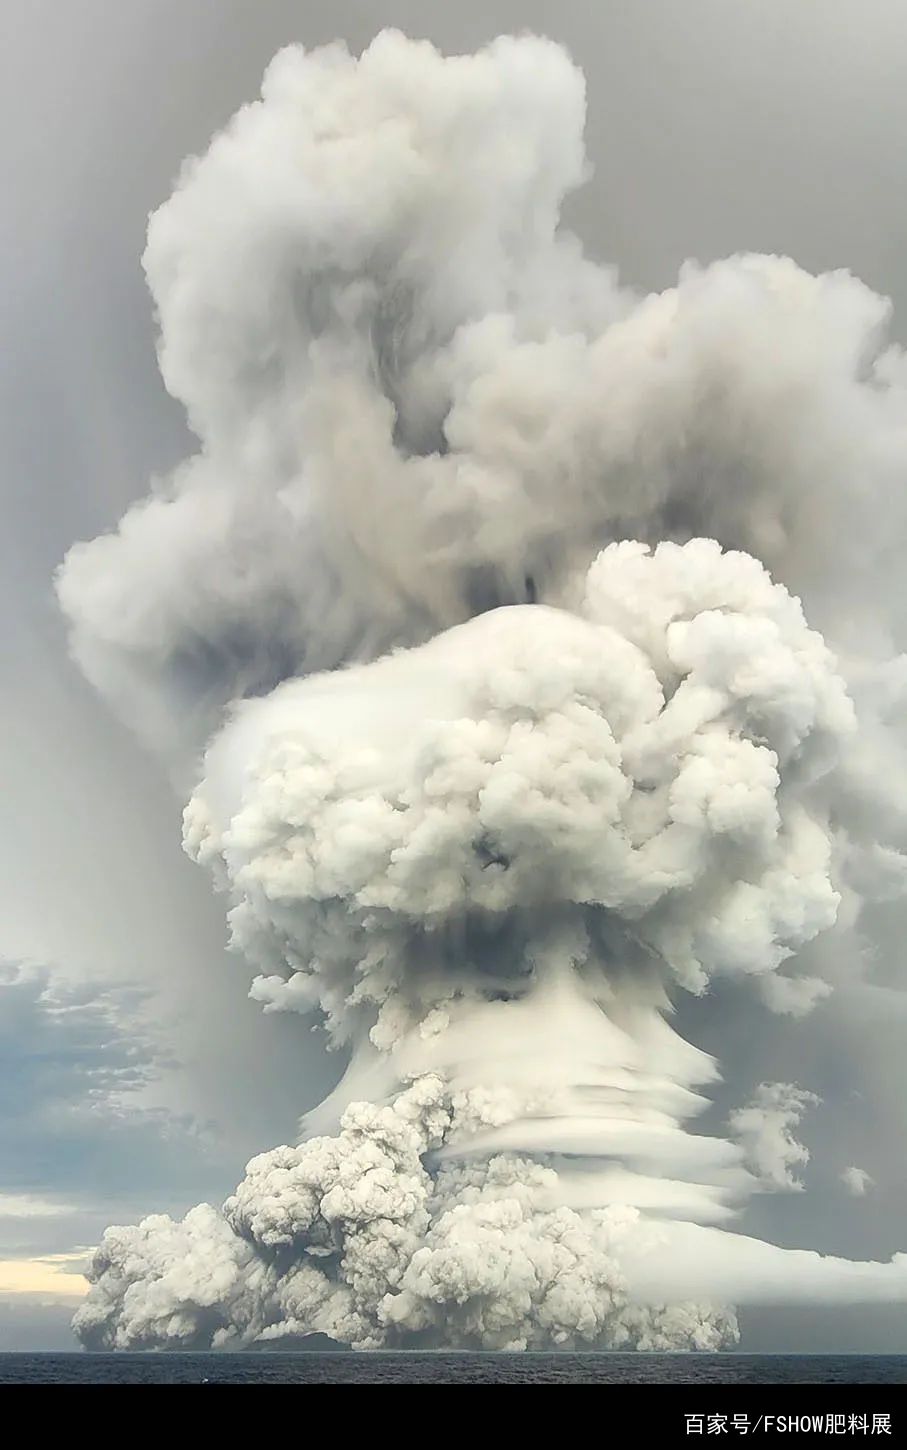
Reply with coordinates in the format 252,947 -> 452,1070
60,31 -> 907,1350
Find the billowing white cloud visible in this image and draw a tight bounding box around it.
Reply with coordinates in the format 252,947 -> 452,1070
186,539 -> 854,1053
76,1074 -> 907,1352
57,31 -> 907,1350
76,1076 -> 740,1351
842,1166 -> 875,1198
729,1083 -> 819,1191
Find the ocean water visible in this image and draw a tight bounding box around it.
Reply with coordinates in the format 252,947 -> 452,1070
2,1353 -> 906,1384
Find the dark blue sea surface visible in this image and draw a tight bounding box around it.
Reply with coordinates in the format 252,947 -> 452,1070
2,1353 -> 906,1384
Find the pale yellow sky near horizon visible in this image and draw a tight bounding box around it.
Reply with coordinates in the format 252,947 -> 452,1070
0,1255 -> 89,1297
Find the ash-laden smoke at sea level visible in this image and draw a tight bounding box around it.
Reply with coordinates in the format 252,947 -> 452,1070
58,32 -> 907,1351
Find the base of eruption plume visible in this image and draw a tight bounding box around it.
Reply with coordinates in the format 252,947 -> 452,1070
73,984 -> 907,1354
59,28 -> 907,1353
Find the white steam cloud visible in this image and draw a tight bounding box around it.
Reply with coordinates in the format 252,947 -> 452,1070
58,31 -> 907,1351
729,1083 -> 818,1192
842,1167 -> 875,1199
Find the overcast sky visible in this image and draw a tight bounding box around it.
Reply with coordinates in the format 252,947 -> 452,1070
3,0 -> 907,1350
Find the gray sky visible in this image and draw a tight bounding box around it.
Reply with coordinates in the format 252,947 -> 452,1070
3,0 -> 907,1350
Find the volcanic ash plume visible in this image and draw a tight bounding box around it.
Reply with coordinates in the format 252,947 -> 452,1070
59,31 -> 907,1350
